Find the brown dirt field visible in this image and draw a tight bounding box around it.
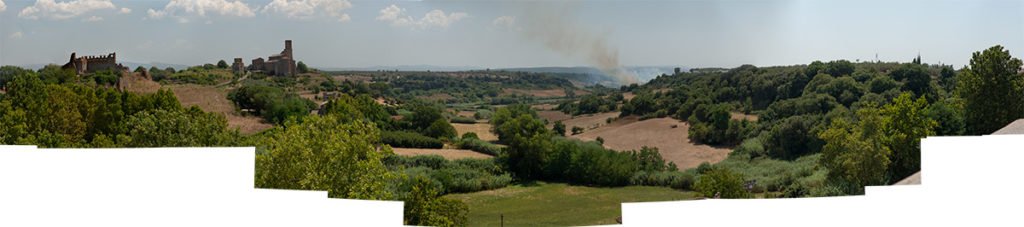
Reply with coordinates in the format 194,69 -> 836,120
560,112 -> 622,131
453,123 -> 498,141
455,110 -> 477,118
571,117 -> 732,170
730,112 -> 759,122
168,84 -> 272,135
120,73 -> 162,94
169,85 -> 234,113
502,88 -> 566,98
623,92 -> 636,101
532,103 -> 559,111
392,148 -> 493,160
538,110 -> 572,123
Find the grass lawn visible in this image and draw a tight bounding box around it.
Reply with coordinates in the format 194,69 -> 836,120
444,182 -> 698,226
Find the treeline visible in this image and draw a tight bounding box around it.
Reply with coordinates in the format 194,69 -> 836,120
622,45 -> 1024,196
373,71 -> 575,104
0,66 -> 238,148
491,104 -> 679,186
556,91 -> 623,116
229,84 -> 317,124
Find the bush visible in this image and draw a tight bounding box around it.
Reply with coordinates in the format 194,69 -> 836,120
630,171 -> 696,190
450,116 -> 477,124
425,118 -> 458,140
456,137 -> 502,156
382,131 -> 444,148
571,126 -> 584,135
694,167 -> 751,198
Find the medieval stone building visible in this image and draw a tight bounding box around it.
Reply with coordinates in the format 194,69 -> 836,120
61,52 -> 127,75
242,40 -> 297,76
231,58 -> 246,74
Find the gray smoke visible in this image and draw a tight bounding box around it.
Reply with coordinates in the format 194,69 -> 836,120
514,3 -> 638,84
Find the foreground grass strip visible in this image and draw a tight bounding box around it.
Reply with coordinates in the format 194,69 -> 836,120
444,182 -> 697,226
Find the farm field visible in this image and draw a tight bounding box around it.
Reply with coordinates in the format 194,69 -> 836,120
573,117 -> 733,169
452,123 -> 499,142
559,112 -> 622,132
445,182 -> 698,226
392,148 -> 494,160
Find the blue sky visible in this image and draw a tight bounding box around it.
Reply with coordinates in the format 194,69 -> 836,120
0,0 -> 1021,69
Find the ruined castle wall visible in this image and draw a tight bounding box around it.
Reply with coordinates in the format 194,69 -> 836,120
82,54 -> 119,73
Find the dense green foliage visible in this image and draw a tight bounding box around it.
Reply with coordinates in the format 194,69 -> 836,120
386,155 -> 512,194
0,70 -> 236,147
956,45 -> 1024,134
368,71 -> 575,104
557,93 -> 619,115
381,131 -> 444,148
694,167 -> 751,198
228,84 -> 317,124
491,105 -> 678,187
254,115 -> 394,199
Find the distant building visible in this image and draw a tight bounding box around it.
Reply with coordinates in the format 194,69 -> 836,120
243,40 -> 297,76
231,58 -> 246,74
61,52 -> 127,75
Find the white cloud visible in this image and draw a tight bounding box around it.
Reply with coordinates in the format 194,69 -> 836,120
83,15 -> 103,22
147,0 -> 255,23
376,4 -> 467,29
119,7 -> 131,14
9,31 -> 23,39
0,0 -> 7,12
18,0 -> 117,20
492,16 -> 517,28
262,0 -> 353,22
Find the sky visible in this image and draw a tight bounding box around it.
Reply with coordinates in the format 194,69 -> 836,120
0,0 -> 1022,70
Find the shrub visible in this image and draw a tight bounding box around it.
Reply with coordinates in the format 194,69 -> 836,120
424,118 -> 458,140
450,116 -> 477,124
382,131 -> 444,149
694,167 -> 751,198
630,171 -> 696,190
456,137 -> 502,156
571,126 -> 584,135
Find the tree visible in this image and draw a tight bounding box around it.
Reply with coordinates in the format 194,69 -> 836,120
818,107 -> 891,194
889,63 -> 933,98
403,176 -> 468,227
957,45 -> 1024,134
297,61 -> 310,73
552,121 -> 566,136
499,114 -> 552,180
123,107 -> 237,147
216,60 -> 229,68
882,93 -> 936,181
694,167 -> 750,198
255,115 -> 394,200
38,64 -> 76,84
424,118 -> 457,140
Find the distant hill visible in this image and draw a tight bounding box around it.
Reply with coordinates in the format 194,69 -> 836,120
499,66 -> 686,86
321,65 -> 484,72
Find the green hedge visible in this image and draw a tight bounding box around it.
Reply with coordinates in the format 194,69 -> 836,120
382,131 -> 444,148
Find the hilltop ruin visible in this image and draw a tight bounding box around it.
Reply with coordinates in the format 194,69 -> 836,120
61,52 -> 128,75
236,40 -> 297,77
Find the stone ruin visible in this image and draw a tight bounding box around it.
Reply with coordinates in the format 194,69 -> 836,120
61,52 -> 128,75
238,40 -> 297,77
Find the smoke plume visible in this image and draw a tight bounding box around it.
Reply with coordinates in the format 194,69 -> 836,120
512,3 -> 638,84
